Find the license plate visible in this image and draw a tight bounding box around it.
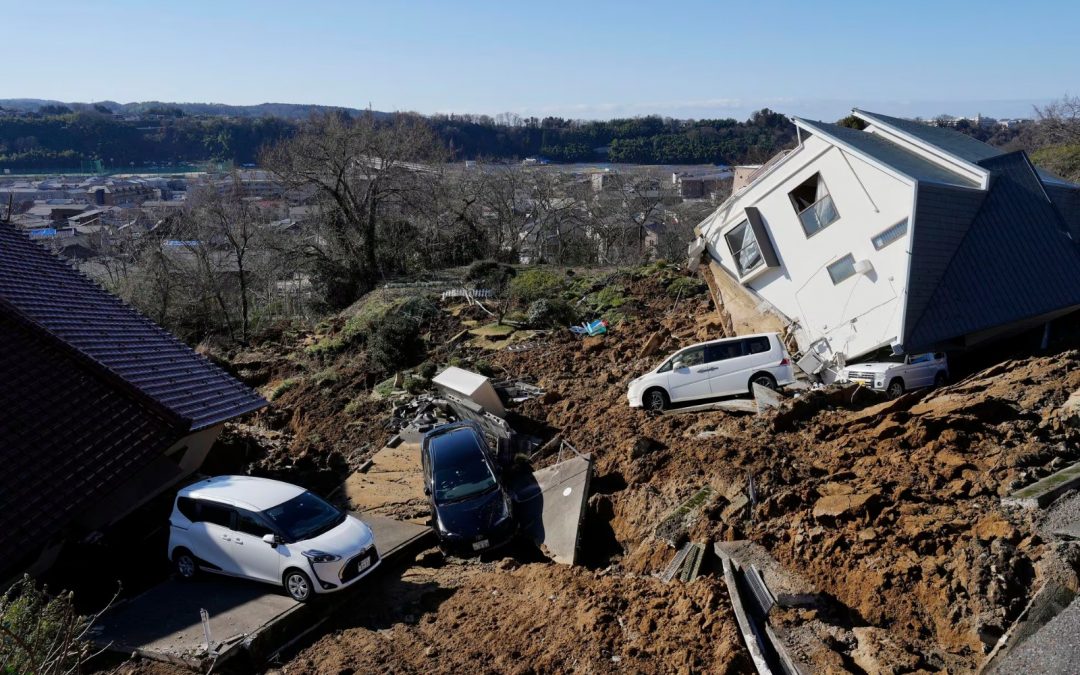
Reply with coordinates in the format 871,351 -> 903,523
852,378 -> 871,385
358,557 -> 371,572
472,539 -> 490,551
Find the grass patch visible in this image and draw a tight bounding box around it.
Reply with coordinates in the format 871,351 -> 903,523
269,378 -> 300,401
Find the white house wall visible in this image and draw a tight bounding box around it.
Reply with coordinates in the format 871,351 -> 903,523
700,133 -> 916,360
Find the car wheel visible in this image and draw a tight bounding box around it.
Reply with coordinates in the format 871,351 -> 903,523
750,373 -> 778,395
174,549 -> 198,580
887,378 -> 906,398
934,371 -> 948,387
644,388 -> 669,412
284,569 -> 314,603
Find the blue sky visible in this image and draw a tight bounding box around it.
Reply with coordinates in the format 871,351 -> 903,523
7,0 -> 1078,120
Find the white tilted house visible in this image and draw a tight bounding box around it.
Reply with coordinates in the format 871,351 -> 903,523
693,109 -> 1080,376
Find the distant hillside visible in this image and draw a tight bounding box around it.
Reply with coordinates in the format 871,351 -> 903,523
0,99 -> 384,120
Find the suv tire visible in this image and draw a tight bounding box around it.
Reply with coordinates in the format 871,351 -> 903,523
887,378 -> 906,399
934,371 -> 948,387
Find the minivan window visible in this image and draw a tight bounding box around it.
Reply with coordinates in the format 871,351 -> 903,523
705,341 -> 743,362
235,509 -> 274,537
199,501 -> 234,528
176,496 -> 198,521
745,336 -> 770,354
265,492 -> 345,542
676,347 -> 705,368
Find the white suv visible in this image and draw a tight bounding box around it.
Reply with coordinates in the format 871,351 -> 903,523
842,352 -> 949,398
628,332 -> 796,411
168,476 -> 379,602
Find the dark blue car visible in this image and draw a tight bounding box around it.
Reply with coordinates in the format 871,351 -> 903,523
421,421 -> 515,555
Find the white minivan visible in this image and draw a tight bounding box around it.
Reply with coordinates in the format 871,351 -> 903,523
627,332 -> 795,411
168,476 -> 379,602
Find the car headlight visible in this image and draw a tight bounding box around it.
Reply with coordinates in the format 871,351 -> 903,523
302,550 -> 341,563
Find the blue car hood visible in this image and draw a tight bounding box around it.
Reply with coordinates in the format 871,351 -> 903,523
437,488 -> 508,538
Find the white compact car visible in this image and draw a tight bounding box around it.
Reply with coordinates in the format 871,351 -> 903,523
628,332 -> 796,411
842,352 -> 948,397
168,476 -> 379,602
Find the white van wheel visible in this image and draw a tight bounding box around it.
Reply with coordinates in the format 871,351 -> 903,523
750,373 -> 777,394
644,388 -> 669,412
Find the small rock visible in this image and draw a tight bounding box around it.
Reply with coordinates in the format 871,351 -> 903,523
812,491 -> 879,520
582,336 -> 605,354
425,645 -> 439,658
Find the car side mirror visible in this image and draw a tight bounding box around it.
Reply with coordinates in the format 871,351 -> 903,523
262,533 -> 279,546
673,360 -> 686,370
423,486 -> 431,496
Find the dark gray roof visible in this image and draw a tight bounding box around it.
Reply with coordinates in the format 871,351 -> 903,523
854,109 -> 1004,164
904,182 -> 987,348
903,152 -> 1080,351
0,222 -> 266,431
796,118 -> 980,188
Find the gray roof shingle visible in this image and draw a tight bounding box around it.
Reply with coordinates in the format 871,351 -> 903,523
903,152 -> 1080,351
0,222 -> 266,430
795,118 -> 980,188
854,109 -> 1004,164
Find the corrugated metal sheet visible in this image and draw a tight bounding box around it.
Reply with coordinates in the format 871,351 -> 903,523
0,222 -> 266,430
904,152 -> 1080,351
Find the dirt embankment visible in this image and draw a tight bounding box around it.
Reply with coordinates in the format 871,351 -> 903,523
206,270 -> 1080,673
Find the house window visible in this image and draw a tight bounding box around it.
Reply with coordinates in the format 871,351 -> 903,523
724,219 -> 764,276
789,173 -> 839,236
827,254 -> 857,285
872,219 -> 908,250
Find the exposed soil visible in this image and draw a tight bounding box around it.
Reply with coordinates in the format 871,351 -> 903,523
103,269 -> 1080,673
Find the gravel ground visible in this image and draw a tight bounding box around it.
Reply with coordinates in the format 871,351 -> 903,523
1038,490 -> 1080,537
991,599 -> 1080,674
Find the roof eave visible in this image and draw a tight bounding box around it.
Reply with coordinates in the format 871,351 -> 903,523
851,109 -> 991,189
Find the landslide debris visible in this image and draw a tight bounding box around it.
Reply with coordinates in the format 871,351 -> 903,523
214,266 -> 1080,672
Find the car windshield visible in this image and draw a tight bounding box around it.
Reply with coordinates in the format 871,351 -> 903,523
263,491 -> 344,542
431,431 -> 498,504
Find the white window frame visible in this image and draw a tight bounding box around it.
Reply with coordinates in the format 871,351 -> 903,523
871,219 -> 909,250
827,254 -> 857,285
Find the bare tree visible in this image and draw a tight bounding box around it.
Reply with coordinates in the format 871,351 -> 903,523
262,111 -> 446,307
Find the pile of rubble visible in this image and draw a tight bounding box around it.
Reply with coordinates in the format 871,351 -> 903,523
204,270 -> 1080,673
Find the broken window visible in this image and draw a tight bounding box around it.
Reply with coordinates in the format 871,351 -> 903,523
789,173 -> 839,236
724,219 -> 763,275
827,254 -> 857,285
872,219 -> 908,250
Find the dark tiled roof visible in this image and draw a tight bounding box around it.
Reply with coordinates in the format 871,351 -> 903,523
855,109 -> 1004,163
0,223 -> 266,430
904,182 -> 987,347
0,312 -> 181,561
904,152 -> 1080,351
1044,183 -> 1080,241
796,118 -> 980,188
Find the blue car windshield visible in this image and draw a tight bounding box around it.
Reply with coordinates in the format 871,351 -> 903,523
263,491 -> 344,541
431,431 -> 498,503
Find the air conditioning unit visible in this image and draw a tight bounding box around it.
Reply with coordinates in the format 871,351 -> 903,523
853,259 -> 874,275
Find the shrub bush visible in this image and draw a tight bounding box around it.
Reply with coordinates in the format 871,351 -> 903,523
403,375 -> 427,394
509,268 -> 564,304
526,298 -> 579,328
666,276 -> 707,298
1,575 -> 93,675
367,315 -> 425,373
418,360 -> 438,379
